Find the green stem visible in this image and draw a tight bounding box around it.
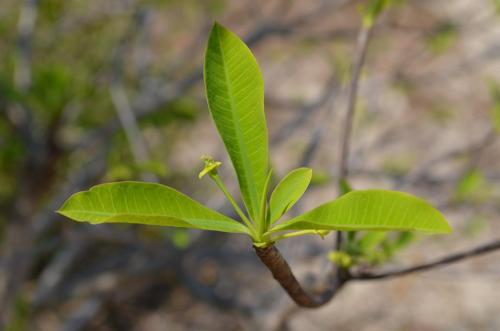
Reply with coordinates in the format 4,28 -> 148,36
209,173 -> 257,235
271,230 -> 325,243
257,170 -> 273,238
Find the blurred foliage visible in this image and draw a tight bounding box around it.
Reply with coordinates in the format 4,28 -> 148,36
492,0 -> 500,15
140,97 -> 199,127
381,153 -> 414,177
489,80 -> 500,133
426,21 -> 459,54
454,168 -> 493,203
330,231 -> 416,267
5,295 -> 29,331
0,0 -> 499,328
168,229 -> 191,249
309,170 -> 331,186
464,215 -> 490,237
428,103 -> 456,124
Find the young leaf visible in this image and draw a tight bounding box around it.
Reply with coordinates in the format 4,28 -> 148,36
258,169 -> 273,234
270,190 -> 451,234
269,168 -> 312,224
57,182 -> 249,234
204,22 -> 268,220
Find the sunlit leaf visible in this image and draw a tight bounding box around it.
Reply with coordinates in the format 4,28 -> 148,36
58,181 -> 249,234
270,190 -> 451,234
204,22 -> 269,220
269,168 -> 312,224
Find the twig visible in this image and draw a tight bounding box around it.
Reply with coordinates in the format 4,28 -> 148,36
336,23 -> 374,250
109,85 -> 157,181
397,129 -> 497,189
73,3 -> 337,152
14,0 -> 37,91
110,10 -> 157,182
338,24 -> 374,184
256,238 -> 500,308
271,75 -> 337,146
0,1 -> 40,327
351,239 -> 500,280
61,297 -> 103,331
33,241 -> 89,306
5,0 -> 39,155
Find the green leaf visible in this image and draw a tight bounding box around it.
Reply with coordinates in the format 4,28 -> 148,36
269,168 -> 312,224
270,189 -> 451,234
258,169 -> 274,233
204,22 -> 268,220
57,181 -> 249,234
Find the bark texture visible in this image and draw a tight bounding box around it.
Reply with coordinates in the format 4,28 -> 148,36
254,245 -> 347,308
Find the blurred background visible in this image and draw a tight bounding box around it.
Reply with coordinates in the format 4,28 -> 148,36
1,0 -> 500,330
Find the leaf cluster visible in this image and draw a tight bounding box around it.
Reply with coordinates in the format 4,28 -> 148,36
59,23 -> 451,247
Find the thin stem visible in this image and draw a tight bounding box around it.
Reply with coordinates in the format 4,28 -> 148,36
209,173 -> 256,235
351,239 -> 500,280
338,24 -> 373,182
271,230 -> 324,242
336,22 -> 374,251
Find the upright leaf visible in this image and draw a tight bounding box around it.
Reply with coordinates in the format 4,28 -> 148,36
269,168 -> 312,224
58,182 -> 249,234
270,190 -> 451,234
204,22 -> 268,220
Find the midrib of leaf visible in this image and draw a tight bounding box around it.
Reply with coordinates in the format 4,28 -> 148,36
58,181 -> 250,234
269,190 -> 451,233
215,26 -> 260,220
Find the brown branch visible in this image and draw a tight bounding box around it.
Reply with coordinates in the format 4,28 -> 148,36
256,238 -> 500,308
351,239 -> 500,280
254,245 -> 347,308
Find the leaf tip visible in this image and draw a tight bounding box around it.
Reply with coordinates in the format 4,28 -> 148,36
210,21 -> 225,35
441,220 -> 453,234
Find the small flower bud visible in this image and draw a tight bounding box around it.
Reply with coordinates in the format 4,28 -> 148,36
198,155 -> 222,179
